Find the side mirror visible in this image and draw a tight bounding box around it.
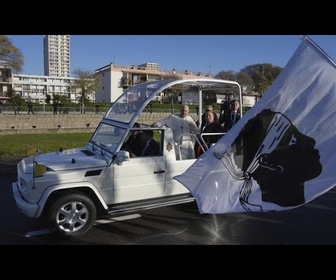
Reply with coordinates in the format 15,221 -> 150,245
116,150 -> 130,165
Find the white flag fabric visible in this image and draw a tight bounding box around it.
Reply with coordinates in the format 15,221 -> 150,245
174,36 -> 336,214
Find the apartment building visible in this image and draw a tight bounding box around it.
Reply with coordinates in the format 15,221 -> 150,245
0,62 -> 212,105
0,64 -> 13,103
43,35 -> 70,77
94,62 -> 212,103
12,73 -> 93,104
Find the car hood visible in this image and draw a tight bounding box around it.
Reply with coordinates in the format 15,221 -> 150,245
23,148 -> 108,173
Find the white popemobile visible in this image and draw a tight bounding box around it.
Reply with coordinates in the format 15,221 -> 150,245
12,78 -> 243,237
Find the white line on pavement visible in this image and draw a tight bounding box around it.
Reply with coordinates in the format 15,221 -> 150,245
25,213 -> 142,237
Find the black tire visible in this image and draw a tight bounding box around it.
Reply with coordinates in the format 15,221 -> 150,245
47,192 -> 97,237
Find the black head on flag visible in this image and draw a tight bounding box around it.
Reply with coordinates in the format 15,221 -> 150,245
174,36 -> 336,214
214,109 -> 322,211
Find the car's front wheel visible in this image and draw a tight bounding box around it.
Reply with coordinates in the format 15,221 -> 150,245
47,192 -> 97,237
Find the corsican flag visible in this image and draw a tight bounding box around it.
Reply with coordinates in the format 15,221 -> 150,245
174,36 -> 336,214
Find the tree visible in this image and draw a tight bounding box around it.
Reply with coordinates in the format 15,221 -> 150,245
214,64 -> 282,96
215,70 -> 254,94
241,63 -> 282,94
72,68 -> 101,114
0,35 -> 24,73
10,93 -> 24,112
161,74 -> 184,113
215,70 -> 236,81
6,88 -> 16,98
236,72 -> 254,92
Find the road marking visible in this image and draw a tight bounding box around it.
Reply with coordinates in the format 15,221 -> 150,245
25,214 -> 142,237
25,229 -> 50,237
94,213 -> 141,224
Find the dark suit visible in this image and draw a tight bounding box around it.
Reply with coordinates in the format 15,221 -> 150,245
224,110 -> 242,154
142,139 -> 160,156
124,133 -> 143,156
224,110 -> 241,132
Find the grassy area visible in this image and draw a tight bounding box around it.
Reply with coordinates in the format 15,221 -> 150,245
0,132 -> 92,156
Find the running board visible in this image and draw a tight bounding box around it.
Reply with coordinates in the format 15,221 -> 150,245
106,195 -> 194,216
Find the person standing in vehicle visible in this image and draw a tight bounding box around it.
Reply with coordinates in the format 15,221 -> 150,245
152,104 -> 199,159
197,105 -> 219,131
223,99 -> 242,154
195,110 -> 224,157
223,99 -> 241,132
219,95 -> 232,126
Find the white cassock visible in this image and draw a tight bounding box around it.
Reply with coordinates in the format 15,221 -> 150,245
155,114 -> 199,160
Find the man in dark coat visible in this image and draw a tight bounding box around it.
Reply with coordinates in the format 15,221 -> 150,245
140,130 -> 160,157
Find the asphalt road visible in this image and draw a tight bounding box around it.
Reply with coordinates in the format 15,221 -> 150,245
2,172 -> 336,245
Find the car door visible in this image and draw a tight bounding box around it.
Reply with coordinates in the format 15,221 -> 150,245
110,128 -> 166,204
111,155 -> 166,203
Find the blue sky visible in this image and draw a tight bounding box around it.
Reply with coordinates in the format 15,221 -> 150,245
6,35 -> 336,76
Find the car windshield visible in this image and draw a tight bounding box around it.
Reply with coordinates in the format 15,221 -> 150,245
90,123 -> 127,153
104,80 -> 172,123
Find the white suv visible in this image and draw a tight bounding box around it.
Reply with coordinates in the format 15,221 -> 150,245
12,78 -> 242,237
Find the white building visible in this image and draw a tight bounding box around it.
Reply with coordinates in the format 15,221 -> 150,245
94,63 -> 212,103
1,60 -> 211,105
43,35 -> 70,77
12,73 -> 94,104
0,64 -> 12,102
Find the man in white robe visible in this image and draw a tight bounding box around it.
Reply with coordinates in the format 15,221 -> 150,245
152,105 -> 199,160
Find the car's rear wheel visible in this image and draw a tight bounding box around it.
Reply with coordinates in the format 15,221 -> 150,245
47,193 -> 96,237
